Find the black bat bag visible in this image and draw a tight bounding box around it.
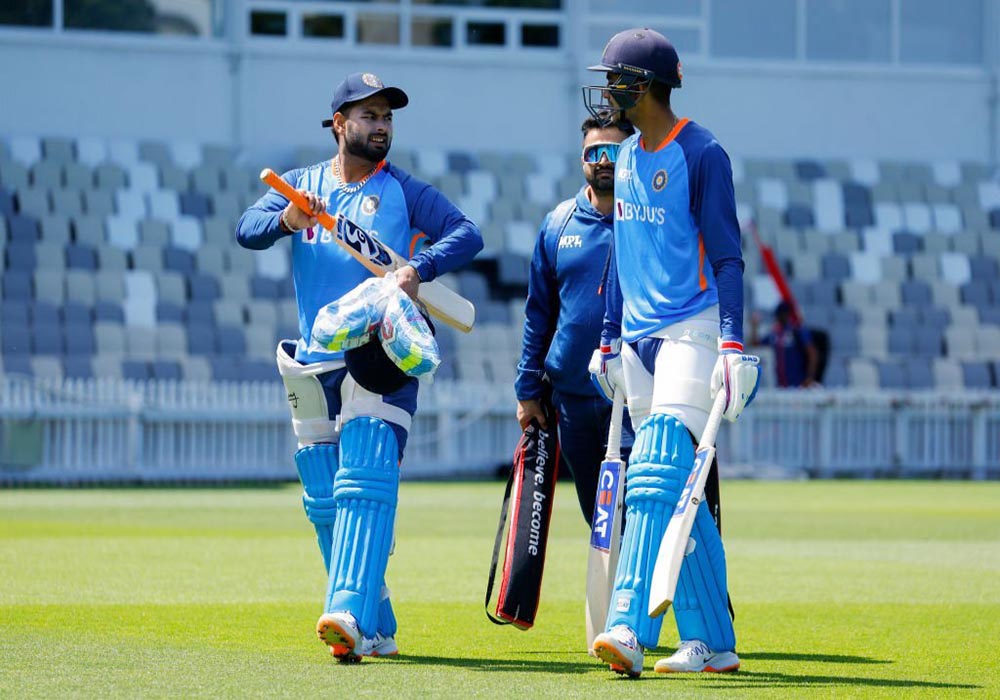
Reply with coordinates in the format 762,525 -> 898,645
485,399 -> 560,630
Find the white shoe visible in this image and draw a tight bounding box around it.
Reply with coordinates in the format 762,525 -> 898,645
317,611 -> 362,659
653,640 -> 740,673
592,625 -> 644,678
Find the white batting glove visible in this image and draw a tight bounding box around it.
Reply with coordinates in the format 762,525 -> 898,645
710,341 -> 761,422
589,338 -> 625,404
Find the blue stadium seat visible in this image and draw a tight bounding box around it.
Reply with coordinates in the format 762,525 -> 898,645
0,187 -> 15,218
65,243 -> 98,270
478,301 -> 511,324
122,360 -> 151,381
30,300 -> 59,324
216,325 -> 246,355
822,358 -> 849,387
447,152 -> 477,174
62,355 -> 93,379
969,255 -> 999,281
962,362 -> 994,389
2,271 -> 32,299
5,242 -> 36,269
887,327 -> 916,355
457,271 -> 490,303
163,247 -> 195,274
794,160 -> 826,181
989,208 -> 1000,230
808,281 -> 839,306
240,359 -> 275,382
249,276 -> 280,300
830,306 -> 858,326
185,301 -> 215,324
920,307 -> 951,331
842,182 -> 874,227
1,301 -> 29,325
889,308 -> 918,328
960,281 -> 991,307
150,360 -> 182,380
892,231 -> 922,254
32,322 -> 63,355
900,280 -> 932,306
61,301 -> 92,324
913,329 -> 943,357
279,275 -> 295,298
497,253 -> 530,287
188,272 -> 220,301
784,204 -> 814,229
904,358 -> 934,389
1,353 -> 32,375
186,323 -> 217,355
156,301 -> 185,323
1,325 -> 30,354
790,279 -> 812,305
64,322 -> 96,355
93,301 -> 125,324
830,324 -> 859,356
877,360 -> 907,389
210,356 -> 243,382
179,192 -> 211,218
821,253 -> 851,282
8,214 -> 40,241
979,307 -> 1000,326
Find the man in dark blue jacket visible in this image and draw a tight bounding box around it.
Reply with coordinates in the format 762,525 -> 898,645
515,117 -> 636,523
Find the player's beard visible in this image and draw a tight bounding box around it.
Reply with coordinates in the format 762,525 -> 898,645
586,165 -> 615,194
344,127 -> 391,163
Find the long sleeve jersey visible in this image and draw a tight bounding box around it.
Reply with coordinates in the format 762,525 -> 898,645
601,119 -> 745,348
515,186 -> 613,400
236,159 -> 483,363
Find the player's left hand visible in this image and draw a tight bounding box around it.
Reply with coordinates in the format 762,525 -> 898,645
395,264 -> 421,300
710,346 -> 760,422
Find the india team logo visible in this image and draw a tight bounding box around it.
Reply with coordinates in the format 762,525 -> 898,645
652,169 -> 668,192
362,73 -> 383,88
362,195 -> 379,215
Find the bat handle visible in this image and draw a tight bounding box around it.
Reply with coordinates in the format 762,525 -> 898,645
260,168 -> 338,231
605,387 -> 625,461
699,391 -> 728,452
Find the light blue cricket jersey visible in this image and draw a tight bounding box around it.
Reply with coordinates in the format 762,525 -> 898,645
237,159 -> 482,363
603,119 -> 745,346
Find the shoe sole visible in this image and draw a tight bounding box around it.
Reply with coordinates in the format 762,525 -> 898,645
328,645 -> 399,659
593,641 -> 641,678
654,661 -> 740,674
317,617 -> 358,657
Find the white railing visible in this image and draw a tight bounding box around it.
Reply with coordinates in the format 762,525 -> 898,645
1,376 -> 998,483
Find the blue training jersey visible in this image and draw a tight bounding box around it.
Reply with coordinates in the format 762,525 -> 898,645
236,159 -> 482,363
602,119 -> 745,347
516,187 -> 612,400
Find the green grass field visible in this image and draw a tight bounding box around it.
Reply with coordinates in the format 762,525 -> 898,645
2,480 -> 998,698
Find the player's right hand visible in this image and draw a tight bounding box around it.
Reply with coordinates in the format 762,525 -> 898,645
283,190 -> 326,230
588,339 -> 624,404
516,399 -> 547,431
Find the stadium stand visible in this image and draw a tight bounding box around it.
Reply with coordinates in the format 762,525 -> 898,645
1,133 -> 999,389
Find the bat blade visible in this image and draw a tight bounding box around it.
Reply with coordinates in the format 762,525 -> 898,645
259,168 -> 475,332
585,388 -> 626,650
648,391 -> 727,618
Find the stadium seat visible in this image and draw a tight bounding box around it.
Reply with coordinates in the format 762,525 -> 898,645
961,362 -> 993,389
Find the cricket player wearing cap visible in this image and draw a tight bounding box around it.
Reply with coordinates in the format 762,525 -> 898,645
582,29 -> 760,677
236,72 -> 482,661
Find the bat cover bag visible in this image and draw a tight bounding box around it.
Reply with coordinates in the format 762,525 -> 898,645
484,392 -> 559,630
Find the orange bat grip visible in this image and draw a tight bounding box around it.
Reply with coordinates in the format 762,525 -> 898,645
260,168 -> 338,231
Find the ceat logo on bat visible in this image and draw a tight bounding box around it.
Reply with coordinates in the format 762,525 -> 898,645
590,460 -> 621,552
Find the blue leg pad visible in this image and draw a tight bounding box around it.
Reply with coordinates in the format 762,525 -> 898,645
325,418 -> 400,639
672,500 -> 736,652
295,444 -> 338,572
607,413 -> 694,649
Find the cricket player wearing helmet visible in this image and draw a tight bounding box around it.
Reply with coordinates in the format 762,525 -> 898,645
236,72 -> 482,661
583,29 -> 760,677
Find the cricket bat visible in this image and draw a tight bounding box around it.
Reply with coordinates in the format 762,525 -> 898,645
260,168 -> 476,333
648,391 -> 727,618
585,387 -> 626,650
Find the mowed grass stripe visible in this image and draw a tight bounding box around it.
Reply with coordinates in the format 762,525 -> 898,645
1,481 -> 998,698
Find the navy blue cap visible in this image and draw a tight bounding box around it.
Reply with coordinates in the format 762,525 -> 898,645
588,28 -> 682,88
321,72 -> 409,128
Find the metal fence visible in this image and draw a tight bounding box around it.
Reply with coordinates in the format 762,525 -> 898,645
1,376 -> 998,484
